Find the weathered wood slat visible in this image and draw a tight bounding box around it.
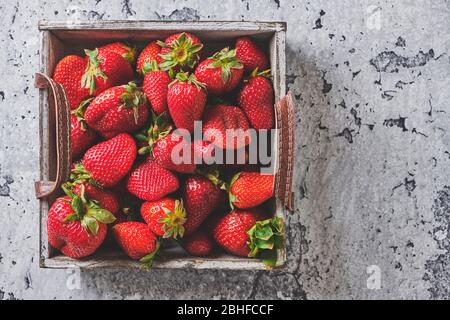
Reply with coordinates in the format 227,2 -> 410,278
39,20 -> 286,32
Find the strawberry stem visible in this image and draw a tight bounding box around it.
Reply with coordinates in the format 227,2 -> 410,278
71,98 -> 94,131
250,67 -> 271,79
135,111 -> 173,155
81,49 -> 108,95
139,241 -> 161,268
119,82 -> 147,124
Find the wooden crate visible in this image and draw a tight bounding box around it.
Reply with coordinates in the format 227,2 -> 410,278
37,20 -> 290,270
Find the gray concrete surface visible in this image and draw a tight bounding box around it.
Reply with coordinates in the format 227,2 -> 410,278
0,0 -> 449,300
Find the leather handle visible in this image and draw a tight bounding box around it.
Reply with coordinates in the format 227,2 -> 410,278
274,91 -> 295,211
35,72 -> 71,199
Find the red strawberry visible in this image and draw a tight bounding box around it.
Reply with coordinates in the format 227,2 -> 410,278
183,172 -> 226,235
135,113 -> 195,173
127,160 -> 179,201
167,73 -> 207,133
69,179 -> 120,216
193,140 -> 216,165
152,132 -> 196,173
52,55 -> 90,110
112,222 -> 160,266
136,41 -> 163,74
135,111 -> 173,152
142,61 -> 171,114
84,82 -> 149,138
182,229 -> 214,256
47,188 -> 116,259
202,104 -> 251,150
159,32 -> 203,71
194,48 -> 244,95
81,48 -> 133,96
238,69 -> 274,129
141,198 -> 186,239
229,172 -> 274,209
70,98 -> 97,158
235,37 -> 269,73
213,210 -> 284,266
81,133 -> 137,188
99,42 -> 136,65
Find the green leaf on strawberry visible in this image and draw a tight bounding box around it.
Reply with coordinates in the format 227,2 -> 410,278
61,180 -> 116,236
81,49 -> 108,95
247,217 -> 284,267
158,199 -> 187,239
136,111 -> 173,155
207,48 -> 243,84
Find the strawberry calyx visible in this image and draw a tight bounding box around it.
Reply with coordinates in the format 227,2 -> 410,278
158,199 -> 187,239
247,216 -> 284,267
71,98 -> 94,131
119,82 -> 147,124
207,48 -> 243,83
81,49 -> 108,95
196,166 -> 228,191
142,60 -> 175,78
135,111 -> 173,155
142,60 -> 160,75
249,67 -> 271,79
227,172 -> 242,209
120,43 -> 137,64
62,183 -> 116,237
158,33 -> 203,71
170,72 -> 206,91
69,163 -> 98,188
139,241 -> 161,268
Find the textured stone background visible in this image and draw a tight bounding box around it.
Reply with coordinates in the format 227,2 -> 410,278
0,0 -> 449,300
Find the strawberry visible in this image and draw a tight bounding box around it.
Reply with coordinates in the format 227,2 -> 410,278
52,55 -> 90,110
48,186 -> 116,259
167,72 -> 207,133
229,172 -> 274,209
238,69 -> 274,130
112,222 -> 160,267
235,37 -> 269,73
80,133 -> 137,188
136,112 -> 196,173
127,160 -> 179,201
202,104 -> 251,150
84,82 -> 149,138
194,48 -> 244,95
135,111 -> 173,152
158,32 -> 203,71
213,210 -> 284,266
136,41 -> 163,74
193,140 -> 216,165
183,171 -> 226,235
81,48 -> 133,96
99,42 -> 136,65
66,177 -> 120,216
142,61 -> 171,114
182,229 -> 214,256
141,198 -> 186,239
152,133 -> 197,173
70,98 -> 97,158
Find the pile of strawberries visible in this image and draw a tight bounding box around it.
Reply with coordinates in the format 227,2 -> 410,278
48,33 -> 284,267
